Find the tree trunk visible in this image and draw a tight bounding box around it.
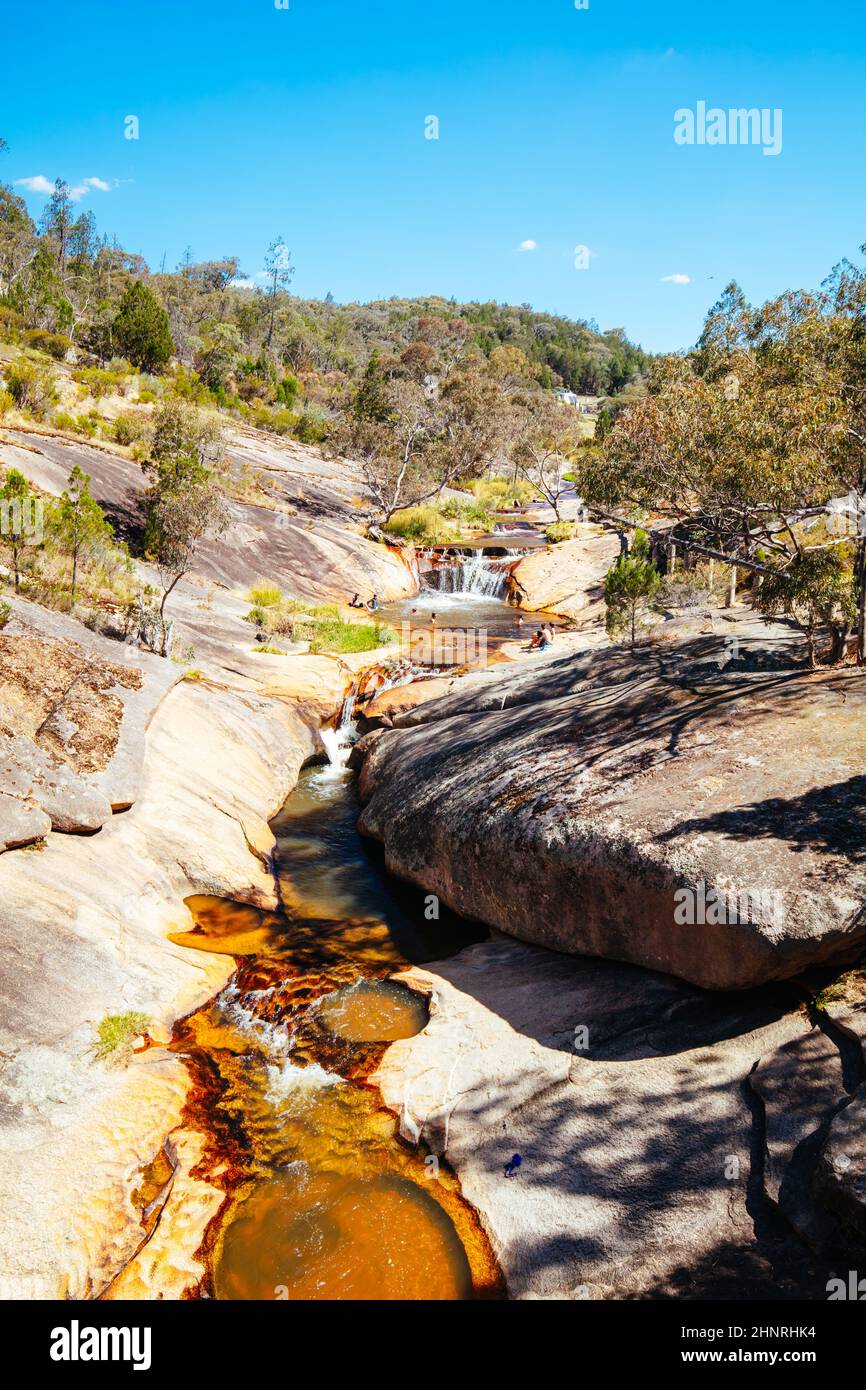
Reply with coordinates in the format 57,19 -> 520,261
856,536 -> 866,665
725,565 -> 737,609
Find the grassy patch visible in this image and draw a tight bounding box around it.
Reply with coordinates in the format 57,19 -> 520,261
93,1010 -> 150,1064
467,477 -> 539,509
294,619 -> 395,654
545,520 -> 576,543
248,579 -> 282,607
383,506 -> 459,545
815,969 -> 866,1010
252,644 -> 287,655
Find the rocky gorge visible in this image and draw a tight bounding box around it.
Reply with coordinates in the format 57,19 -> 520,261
0,419 -> 864,1302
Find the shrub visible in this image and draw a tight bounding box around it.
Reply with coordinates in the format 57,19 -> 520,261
0,307 -> 24,338
73,366 -> 125,400
113,281 -> 173,371
22,329 -> 71,360
604,529 -> 661,646
109,415 -> 148,446
545,520 -> 576,543
0,601 -> 11,629
0,388 -> 14,418
4,358 -> 57,417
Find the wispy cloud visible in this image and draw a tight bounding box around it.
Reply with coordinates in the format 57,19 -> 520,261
519,239 -> 538,252
15,175 -> 55,194
16,174 -> 115,201
661,273 -> 691,285
70,176 -> 113,201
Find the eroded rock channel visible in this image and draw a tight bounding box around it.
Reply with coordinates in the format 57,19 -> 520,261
164,757 -> 500,1301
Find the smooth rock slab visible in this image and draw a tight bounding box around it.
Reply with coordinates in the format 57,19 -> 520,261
749,1028 -> 848,1252
357,644 -> 866,989
374,939 -> 833,1299
817,1083 -> 866,1241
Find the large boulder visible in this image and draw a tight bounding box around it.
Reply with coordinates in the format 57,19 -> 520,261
374,939 -> 849,1298
357,641 -> 866,989
509,527 -> 619,622
0,598 -> 177,845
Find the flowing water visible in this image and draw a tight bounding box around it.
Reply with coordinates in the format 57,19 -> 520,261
168,560 -> 548,1300
170,758 -> 496,1301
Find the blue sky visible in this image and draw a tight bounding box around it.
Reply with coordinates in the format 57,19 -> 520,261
2,0 -> 865,352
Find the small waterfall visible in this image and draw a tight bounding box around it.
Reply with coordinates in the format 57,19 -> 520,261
320,688 -> 358,776
426,551 -> 509,599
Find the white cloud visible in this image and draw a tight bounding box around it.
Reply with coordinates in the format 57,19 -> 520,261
231,277 -> 256,289
519,239 -> 538,252
661,273 -> 691,284
15,175 -> 54,194
70,176 -> 112,201
16,174 -> 114,202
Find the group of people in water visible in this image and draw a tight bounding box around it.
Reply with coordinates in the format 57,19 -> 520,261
349,592 -> 555,652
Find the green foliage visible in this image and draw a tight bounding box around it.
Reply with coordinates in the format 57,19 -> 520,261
383,506 -> 459,545
438,495 -> 495,528
3,357 -> 57,417
113,280 -> 173,371
52,411 -> 93,436
467,477 -> 538,508
0,306 -> 24,338
108,414 -> 149,446
49,465 -> 114,606
757,549 -> 855,666
604,530 -> 661,646
21,328 -> 71,359
93,1011 -> 150,1063
0,600 -> 10,628
0,467 -> 37,591
73,366 -> 126,400
545,520 -> 576,543
293,618 -> 395,654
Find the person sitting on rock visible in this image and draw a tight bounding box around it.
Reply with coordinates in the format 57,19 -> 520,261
529,628 -> 544,650
349,593 -> 363,608
366,593 -> 381,611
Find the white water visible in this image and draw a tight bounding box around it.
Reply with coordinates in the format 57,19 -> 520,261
426,551 -> 510,599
